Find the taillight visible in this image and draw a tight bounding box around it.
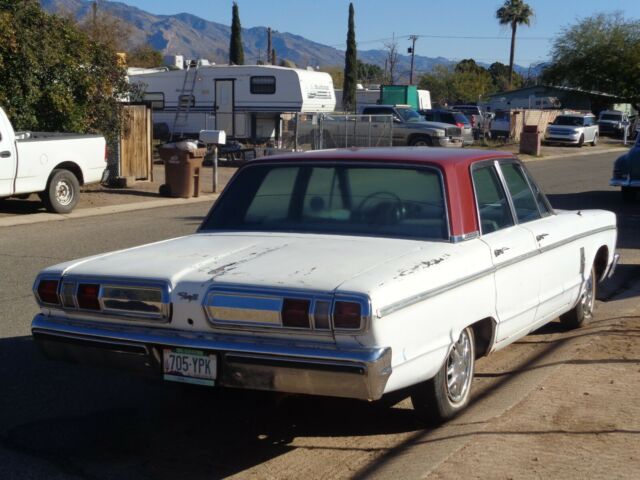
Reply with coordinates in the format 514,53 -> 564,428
456,122 -> 465,128
104,145 -> 108,162
281,298 -> 310,328
77,283 -> 101,310
37,279 -> 60,305
333,301 -> 362,330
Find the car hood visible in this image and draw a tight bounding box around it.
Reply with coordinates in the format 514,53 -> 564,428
51,232 -> 453,293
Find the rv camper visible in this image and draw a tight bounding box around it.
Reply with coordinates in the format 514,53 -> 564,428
129,65 -> 336,142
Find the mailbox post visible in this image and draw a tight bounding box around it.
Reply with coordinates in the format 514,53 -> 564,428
199,130 -> 226,193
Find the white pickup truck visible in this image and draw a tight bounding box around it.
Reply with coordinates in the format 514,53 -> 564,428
0,107 -> 106,213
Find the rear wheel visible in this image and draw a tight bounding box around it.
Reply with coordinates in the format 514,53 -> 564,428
43,169 -> 80,213
411,326 -> 475,423
560,266 -> 596,329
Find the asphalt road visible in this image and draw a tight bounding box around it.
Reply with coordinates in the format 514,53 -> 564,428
0,150 -> 638,479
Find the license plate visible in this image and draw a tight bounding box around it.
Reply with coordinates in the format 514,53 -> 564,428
163,348 -> 217,386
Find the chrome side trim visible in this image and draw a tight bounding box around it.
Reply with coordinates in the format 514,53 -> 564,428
378,266 -> 495,317
538,226 -> 617,254
378,225 -> 617,318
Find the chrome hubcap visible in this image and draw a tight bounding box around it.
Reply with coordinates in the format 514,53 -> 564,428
581,274 -> 594,319
55,180 -> 73,206
446,329 -> 473,404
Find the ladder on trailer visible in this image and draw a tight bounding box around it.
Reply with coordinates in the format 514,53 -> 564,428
170,63 -> 199,141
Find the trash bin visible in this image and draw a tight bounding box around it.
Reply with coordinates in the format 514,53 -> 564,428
519,125 -> 541,156
157,146 -> 207,198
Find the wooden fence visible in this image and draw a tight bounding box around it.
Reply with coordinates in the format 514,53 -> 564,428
119,104 -> 153,181
506,109 -> 562,141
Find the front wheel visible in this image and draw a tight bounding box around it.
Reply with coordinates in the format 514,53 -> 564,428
411,326 -> 475,423
410,136 -> 432,147
43,169 -> 80,214
560,266 -> 596,329
591,133 -> 598,146
577,134 -> 585,147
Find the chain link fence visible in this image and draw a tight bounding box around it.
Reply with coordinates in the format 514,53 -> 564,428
281,113 -> 394,151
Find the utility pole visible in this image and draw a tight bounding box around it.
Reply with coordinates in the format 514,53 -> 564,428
267,27 -> 272,64
408,35 -> 418,85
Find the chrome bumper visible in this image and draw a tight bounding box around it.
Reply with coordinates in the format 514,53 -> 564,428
436,137 -> 464,148
31,315 -> 392,401
610,178 -> 640,187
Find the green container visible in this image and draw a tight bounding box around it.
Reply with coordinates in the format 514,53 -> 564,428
379,85 -> 419,109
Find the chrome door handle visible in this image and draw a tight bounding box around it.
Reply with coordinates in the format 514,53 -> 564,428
0,150 -> 11,158
536,233 -> 549,241
494,247 -> 510,257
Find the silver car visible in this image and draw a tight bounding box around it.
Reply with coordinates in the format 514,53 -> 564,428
545,113 -> 599,147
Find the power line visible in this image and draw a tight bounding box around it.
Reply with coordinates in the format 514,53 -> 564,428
329,33 -> 552,48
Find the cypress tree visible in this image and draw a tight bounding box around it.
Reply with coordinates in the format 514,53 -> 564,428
342,3 -> 357,112
229,2 -> 244,65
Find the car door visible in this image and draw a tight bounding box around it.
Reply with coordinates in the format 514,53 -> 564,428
472,161 -> 541,343
501,162 -> 581,323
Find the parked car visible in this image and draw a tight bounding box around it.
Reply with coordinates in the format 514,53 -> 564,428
610,133 -> 640,202
420,109 -> 473,146
451,105 -> 488,138
598,110 -> 630,138
544,113 -> 599,147
32,148 -> 618,422
489,110 -> 511,139
0,106 -> 106,213
357,105 -> 464,147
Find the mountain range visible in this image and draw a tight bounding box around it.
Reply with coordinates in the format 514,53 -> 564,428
40,0 -> 538,78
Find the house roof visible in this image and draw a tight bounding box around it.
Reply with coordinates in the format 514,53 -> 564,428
487,84 -> 621,100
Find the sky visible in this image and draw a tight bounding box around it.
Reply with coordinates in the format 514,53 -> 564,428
116,0 -> 640,66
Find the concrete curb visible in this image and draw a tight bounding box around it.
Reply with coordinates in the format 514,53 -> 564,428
519,146 -> 628,163
0,193 -> 219,228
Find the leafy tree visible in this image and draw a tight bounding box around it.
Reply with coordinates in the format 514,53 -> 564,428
542,13 -> 640,106
419,61 -> 493,106
357,60 -> 383,85
229,2 -> 244,65
488,61 -> 523,91
342,3 -> 357,112
127,45 -> 163,68
0,0 -> 128,143
496,0 -> 534,89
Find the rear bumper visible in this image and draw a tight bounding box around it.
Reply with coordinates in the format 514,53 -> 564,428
31,314 -> 392,401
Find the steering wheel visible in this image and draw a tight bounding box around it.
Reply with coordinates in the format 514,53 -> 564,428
354,191 -> 405,224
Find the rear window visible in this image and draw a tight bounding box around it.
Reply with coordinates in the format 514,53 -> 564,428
201,163 -> 448,240
553,116 -> 584,126
600,114 -> 623,121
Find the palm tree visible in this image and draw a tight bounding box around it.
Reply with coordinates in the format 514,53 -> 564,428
496,0 -> 534,89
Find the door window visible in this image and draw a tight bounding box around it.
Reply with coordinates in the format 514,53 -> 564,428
472,165 -> 514,234
500,163 -> 542,223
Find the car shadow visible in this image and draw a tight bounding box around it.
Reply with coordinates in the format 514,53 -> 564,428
0,336 -> 422,479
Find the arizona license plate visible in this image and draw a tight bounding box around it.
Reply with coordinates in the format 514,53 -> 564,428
163,348 -> 217,386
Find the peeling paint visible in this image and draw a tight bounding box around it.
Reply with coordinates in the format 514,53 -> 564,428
394,253 -> 451,279
208,244 -> 289,280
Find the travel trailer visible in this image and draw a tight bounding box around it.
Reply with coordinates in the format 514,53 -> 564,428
128,65 -> 336,141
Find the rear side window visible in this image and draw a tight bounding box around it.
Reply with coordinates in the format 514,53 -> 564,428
500,163 -> 542,223
472,165 -> 514,234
